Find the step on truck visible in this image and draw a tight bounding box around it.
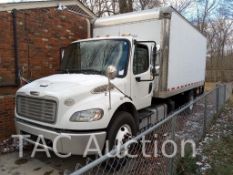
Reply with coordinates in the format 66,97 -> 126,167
15,7 -> 207,155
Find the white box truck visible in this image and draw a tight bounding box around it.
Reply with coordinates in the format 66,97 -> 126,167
15,7 -> 207,155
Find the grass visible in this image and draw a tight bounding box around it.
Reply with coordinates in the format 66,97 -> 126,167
203,98 -> 233,175
204,134 -> 233,175
176,150 -> 198,175
176,96 -> 233,175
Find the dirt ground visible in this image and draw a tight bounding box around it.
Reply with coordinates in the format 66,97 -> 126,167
205,82 -> 217,91
0,150 -> 88,175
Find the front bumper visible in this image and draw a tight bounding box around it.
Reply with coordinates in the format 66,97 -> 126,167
15,119 -> 107,155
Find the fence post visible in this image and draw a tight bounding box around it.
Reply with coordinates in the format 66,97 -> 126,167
203,95 -> 207,137
216,84 -> 220,112
224,84 -> 227,102
169,116 -> 176,175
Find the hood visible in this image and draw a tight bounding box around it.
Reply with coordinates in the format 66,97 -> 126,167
17,74 -> 108,98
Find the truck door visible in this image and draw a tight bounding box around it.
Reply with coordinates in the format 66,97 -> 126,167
131,44 -> 153,109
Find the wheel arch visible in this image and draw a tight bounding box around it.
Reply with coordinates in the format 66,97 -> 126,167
107,102 -> 139,131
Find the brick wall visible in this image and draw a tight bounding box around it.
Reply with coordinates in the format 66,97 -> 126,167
0,95 -> 15,141
0,7 -> 88,92
0,7 -> 89,141
0,11 -> 15,87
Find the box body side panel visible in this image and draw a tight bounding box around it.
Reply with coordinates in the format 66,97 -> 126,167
166,12 -> 206,92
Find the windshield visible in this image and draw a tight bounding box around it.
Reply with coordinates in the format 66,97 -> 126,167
61,39 -> 130,77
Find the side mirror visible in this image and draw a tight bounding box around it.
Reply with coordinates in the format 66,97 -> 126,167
155,65 -> 160,76
106,65 -> 117,80
152,46 -> 157,76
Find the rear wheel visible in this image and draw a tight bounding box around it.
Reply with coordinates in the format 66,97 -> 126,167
200,86 -> 205,95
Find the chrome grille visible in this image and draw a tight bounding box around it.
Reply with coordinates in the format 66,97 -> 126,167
16,96 -> 57,123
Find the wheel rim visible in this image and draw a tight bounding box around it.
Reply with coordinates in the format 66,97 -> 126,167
115,124 -> 132,146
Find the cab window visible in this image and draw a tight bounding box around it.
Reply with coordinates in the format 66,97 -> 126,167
133,44 -> 149,75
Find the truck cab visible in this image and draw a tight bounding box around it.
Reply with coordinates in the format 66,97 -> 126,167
15,36 -> 158,155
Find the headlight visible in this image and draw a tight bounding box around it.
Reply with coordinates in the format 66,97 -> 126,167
70,108 -> 104,122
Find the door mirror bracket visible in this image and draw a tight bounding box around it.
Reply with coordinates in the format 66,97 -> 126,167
152,45 -> 157,77
135,77 -> 141,82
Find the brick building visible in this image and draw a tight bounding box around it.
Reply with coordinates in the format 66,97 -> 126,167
0,0 -> 95,141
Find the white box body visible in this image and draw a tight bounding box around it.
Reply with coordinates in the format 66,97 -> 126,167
93,7 -> 207,98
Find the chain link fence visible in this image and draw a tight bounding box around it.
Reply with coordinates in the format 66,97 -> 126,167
70,84 -> 228,175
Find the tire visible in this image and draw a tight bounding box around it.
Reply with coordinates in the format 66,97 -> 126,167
200,86 -> 205,95
104,111 -> 138,171
167,100 -> 175,114
107,111 -> 137,149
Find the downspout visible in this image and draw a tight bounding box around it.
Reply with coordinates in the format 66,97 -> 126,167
66,8 -> 94,38
0,9 -> 19,87
86,15 -> 97,38
90,18 -> 96,38
85,18 -> 91,38
12,9 -> 20,86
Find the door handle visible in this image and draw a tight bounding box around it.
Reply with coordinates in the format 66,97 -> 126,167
148,82 -> 152,94
135,77 -> 141,82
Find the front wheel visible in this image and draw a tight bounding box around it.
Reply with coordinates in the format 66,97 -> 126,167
104,111 -> 138,171
107,111 -> 137,151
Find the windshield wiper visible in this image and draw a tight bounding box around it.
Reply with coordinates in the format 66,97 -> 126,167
81,69 -> 104,75
58,69 -> 82,73
58,69 -> 104,75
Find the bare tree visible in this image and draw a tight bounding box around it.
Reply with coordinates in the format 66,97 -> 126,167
195,0 -> 217,33
162,0 -> 192,13
118,0 -> 133,13
134,0 -> 161,10
214,19 -> 233,59
80,0 -> 119,17
205,1 -> 233,58
80,0 -> 194,16
134,0 -> 192,13
204,0 -> 233,82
